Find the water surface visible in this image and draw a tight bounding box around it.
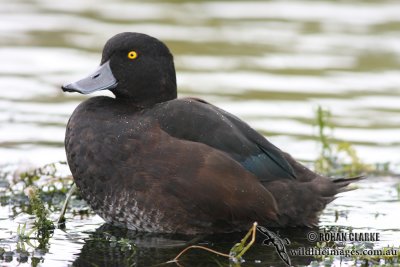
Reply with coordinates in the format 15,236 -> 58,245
0,0 -> 399,266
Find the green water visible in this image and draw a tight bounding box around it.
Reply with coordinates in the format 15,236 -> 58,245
0,0 -> 400,266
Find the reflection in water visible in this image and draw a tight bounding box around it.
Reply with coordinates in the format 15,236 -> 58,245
72,224 -> 318,267
73,224 -> 193,266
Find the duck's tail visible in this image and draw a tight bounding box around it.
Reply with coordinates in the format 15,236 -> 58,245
333,175 -> 365,193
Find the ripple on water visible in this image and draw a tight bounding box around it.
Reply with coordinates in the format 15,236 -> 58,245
0,0 -> 399,265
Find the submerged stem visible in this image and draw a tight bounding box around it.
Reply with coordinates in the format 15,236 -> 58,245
169,245 -> 231,263
234,222 -> 258,259
57,183 -> 77,226
169,222 -> 258,264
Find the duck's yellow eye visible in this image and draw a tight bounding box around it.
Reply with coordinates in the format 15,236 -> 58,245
127,51 -> 138,59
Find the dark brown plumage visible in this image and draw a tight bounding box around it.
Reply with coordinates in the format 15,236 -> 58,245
62,32 -> 361,234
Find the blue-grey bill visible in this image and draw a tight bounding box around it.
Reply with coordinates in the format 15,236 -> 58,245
61,60 -> 118,94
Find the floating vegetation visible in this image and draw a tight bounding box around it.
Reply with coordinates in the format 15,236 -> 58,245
17,162 -> 73,195
2,162 -> 75,218
0,162 -> 83,265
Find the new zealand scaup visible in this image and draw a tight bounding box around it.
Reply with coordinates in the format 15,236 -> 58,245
62,32 -> 361,234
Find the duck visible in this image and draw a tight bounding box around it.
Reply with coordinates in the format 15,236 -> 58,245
62,32 -> 360,234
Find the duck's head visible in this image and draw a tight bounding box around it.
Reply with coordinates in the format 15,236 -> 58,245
62,32 -> 177,105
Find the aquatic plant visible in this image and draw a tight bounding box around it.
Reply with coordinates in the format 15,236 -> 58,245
314,106 -> 373,176
17,162 -> 72,194
169,222 -> 258,265
57,183 -> 77,226
0,162 -> 79,264
397,183 -> 400,201
24,186 -> 54,239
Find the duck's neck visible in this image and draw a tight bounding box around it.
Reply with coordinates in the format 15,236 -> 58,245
112,84 -> 177,108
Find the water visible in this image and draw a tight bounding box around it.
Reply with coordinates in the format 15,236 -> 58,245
0,0 -> 399,266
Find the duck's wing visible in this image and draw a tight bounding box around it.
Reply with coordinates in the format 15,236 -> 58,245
151,142 -> 280,232
152,98 -> 297,182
